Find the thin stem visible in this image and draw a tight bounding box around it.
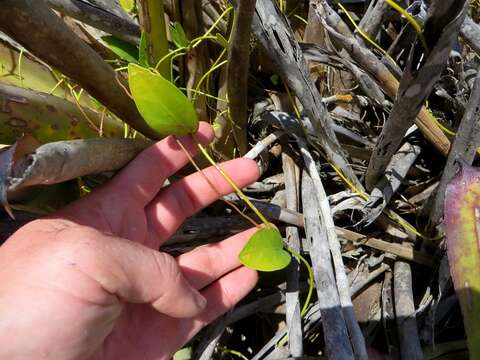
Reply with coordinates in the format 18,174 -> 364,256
153,3 -> 231,72
70,88 -> 101,133
205,48 -> 227,96
293,14 -> 308,25
337,2 -> 397,65
17,48 -> 24,87
384,0 -> 429,52
192,59 -> 228,103
276,247 -> 315,348
190,5 -> 233,49
179,87 -> 228,103
222,348 -> 249,360
175,137 -> 259,228
115,71 -> 134,100
196,142 -> 270,226
155,47 -> 186,71
48,77 -> 64,95
288,248 -> 314,316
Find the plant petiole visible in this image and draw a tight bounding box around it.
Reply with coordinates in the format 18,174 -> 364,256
287,247 -> 314,317
196,140 -> 271,226
174,136 -> 260,228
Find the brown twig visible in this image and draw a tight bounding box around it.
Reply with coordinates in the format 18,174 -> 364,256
227,0 -> 257,155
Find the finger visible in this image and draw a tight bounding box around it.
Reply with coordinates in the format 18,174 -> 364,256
186,267 -> 258,338
177,228 -> 258,290
135,266 -> 258,354
101,122 -> 214,206
145,158 -> 260,244
73,229 -> 207,318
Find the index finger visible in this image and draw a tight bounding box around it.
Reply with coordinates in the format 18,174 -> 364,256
102,122 -> 214,206
144,158 -> 260,246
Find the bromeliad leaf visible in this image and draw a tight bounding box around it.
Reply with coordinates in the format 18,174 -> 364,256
128,64 -> 199,136
239,227 -> 291,272
444,162 -> 480,359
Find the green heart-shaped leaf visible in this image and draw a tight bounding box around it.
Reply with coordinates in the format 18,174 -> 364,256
239,228 -> 291,272
128,64 -> 199,136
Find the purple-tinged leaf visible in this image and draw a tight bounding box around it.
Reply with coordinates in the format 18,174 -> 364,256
445,162 -> 480,358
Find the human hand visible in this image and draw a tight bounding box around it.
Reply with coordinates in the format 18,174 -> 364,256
0,122 -> 260,360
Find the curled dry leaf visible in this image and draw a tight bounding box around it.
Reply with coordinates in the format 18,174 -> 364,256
0,136 -> 150,217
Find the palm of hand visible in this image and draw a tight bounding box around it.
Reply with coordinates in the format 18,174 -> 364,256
0,123 -> 259,360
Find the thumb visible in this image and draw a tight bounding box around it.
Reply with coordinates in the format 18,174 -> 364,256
89,233 -> 206,318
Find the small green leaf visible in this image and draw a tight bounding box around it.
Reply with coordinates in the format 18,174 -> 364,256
138,32 -> 150,68
102,36 -> 138,64
239,228 -> 291,272
170,22 -> 189,49
214,33 -> 229,49
119,0 -> 135,13
128,64 -> 199,136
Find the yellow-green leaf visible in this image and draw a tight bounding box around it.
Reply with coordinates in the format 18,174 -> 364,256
170,22 -> 189,49
119,0 -> 135,13
138,32 -> 150,68
102,36 -> 138,64
239,228 -> 291,272
128,64 -> 199,136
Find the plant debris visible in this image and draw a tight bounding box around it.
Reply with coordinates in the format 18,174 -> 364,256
1,0 -> 479,358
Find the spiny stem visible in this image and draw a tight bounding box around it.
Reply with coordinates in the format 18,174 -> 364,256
175,137 -> 259,228
195,141 -> 271,226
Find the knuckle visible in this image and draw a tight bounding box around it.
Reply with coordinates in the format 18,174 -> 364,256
52,226 -> 106,263
221,284 -> 236,310
197,244 -> 220,278
152,252 -> 180,280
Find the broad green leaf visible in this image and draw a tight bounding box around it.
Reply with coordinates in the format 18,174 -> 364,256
239,228 -> 291,272
445,162 -> 480,359
102,36 -> 138,64
119,0 -> 135,13
170,22 -> 189,49
128,64 -> 199,136
138,32 -> 150,68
